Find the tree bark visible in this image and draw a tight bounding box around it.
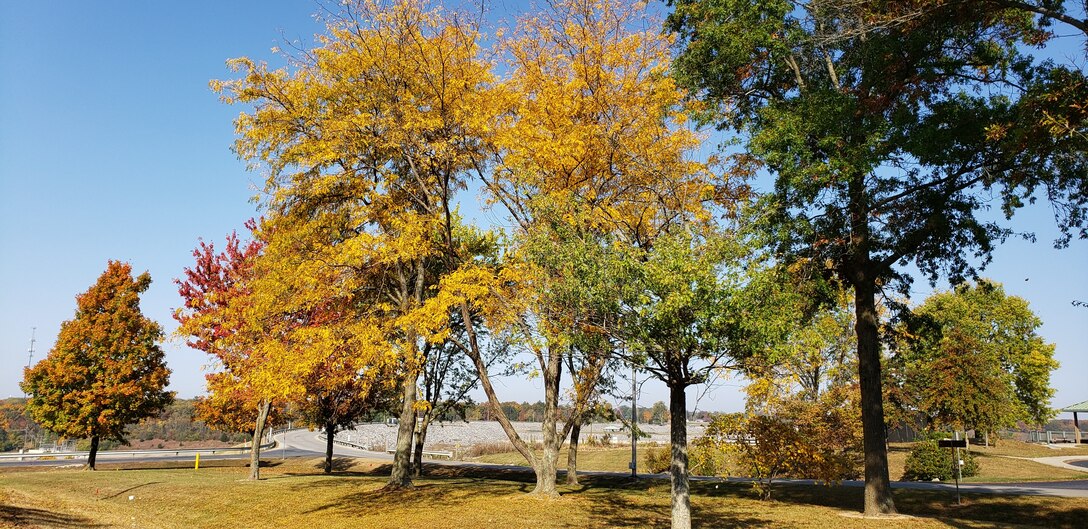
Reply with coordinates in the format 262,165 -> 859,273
668,383 -> 691,529
324,421 -> 335,474
411,414 -> 431,477
454,302 -> 539,469
388,369 -> 418,488
848,169 -> 896,515
249,399 -> 271,481
87,435 -> 100,471
534,346 -> 562,496
566,420 -> 582,485
854,277 -> 896,514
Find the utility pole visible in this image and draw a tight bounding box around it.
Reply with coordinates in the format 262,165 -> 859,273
630,361 -> 637,478
954,430 -> 963,505
23,327 -> 36,451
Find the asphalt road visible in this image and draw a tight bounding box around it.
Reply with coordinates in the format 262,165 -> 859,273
6,429 -> 1087,499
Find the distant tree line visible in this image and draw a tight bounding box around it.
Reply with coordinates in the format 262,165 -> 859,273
1,398 -> 249,453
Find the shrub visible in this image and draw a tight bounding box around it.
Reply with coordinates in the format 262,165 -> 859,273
689,440 -> 729,477
463,442 -> 512,457
903,440 -> 979,481
642,443 -> 728,476
644,445 -> 671,473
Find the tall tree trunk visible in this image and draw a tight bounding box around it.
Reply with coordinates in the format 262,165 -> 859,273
534,347 -> 562,496
324,421 -> 335,474
388,370 -> 418,488
249,399 -> 271,481
412,414 -> 431,477
848,172 -> 896,515
455,302 -> 539,465
87,435 -> 100,471
854,277 -> 896,514
668,383 -> 690,529
566,419 -> 582,485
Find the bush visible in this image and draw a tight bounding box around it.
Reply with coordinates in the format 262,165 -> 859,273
644,445 -> 670,473
689,441 -> 729,477
463,442 -> 513,457
903,440 -> 979,481
642,443 -> 728,476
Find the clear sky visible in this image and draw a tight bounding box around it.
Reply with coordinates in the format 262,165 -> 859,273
1,1 -> 1085,416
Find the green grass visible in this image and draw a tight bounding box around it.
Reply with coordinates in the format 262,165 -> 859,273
2,457 -> 1087,528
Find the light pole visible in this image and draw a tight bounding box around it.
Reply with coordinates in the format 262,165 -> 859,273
630,361 -> 637,478
22,327 -> 36,452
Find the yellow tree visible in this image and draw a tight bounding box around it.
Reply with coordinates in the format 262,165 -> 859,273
213,0 -> 497,488
418,0 -> 723,497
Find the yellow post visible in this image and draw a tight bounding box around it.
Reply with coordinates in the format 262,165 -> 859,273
194,453 -> 200,470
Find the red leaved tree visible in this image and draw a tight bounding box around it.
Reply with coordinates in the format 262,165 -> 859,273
175,223 -> 278,480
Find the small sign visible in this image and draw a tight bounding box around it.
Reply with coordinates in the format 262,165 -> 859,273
938,439 -> 967,448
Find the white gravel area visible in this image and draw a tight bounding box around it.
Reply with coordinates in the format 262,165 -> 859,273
335,420 -> 708,451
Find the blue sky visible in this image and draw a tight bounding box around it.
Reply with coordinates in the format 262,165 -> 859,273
1,1 -> 1085,415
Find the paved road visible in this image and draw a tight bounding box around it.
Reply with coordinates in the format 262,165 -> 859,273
278,429 -> 1088,498
0,450 -> 260,468
6,430 -> 1088,499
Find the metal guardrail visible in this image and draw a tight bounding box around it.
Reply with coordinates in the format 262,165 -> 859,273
996,429 -> 1083,444
382,447 -> 455,459
0,443 -> 274,463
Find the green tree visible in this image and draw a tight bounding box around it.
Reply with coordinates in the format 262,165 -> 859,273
619,228 -> 778,529
667,0 -> 1087,514
22,261 -> 174,470
649,401 -> 670,425
892,280 -> 1058,435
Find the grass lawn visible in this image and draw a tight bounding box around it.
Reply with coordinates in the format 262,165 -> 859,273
888,441 -> 1088,483
471,446 -> 634,473
474,442 -> 1088,483
2,458 -> 1086,528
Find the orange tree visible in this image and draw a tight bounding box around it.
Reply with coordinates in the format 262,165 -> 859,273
22,261 -> 173,469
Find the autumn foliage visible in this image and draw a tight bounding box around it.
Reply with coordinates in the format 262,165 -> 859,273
22,261 -> 174,469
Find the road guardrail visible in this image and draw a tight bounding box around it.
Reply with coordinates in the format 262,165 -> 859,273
0,443 -> 274,463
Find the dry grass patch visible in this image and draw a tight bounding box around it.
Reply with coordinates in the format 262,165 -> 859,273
889,441 -> 1088,483
469,447 -> 634,473
1,458 -> 1086,528
971,439 -> 1088,459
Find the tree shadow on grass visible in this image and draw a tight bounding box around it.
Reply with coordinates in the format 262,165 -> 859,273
291,464 -> 775,528
578,485 -> 775,528
889,489 -> 1088,529
686,478 -> 1088,529
99,481 -> 163,500
296,477 -> 524,518
0,504 -> 107,528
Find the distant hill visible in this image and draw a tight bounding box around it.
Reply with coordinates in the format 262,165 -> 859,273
1,398 -> 248,452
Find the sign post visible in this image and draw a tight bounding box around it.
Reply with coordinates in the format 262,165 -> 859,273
938,436 -> 967,505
